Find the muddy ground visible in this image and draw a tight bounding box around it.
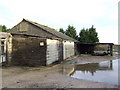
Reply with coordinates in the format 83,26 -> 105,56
1,54 -> 120,88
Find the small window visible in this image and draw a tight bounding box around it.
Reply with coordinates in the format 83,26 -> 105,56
40,42 -> 44,46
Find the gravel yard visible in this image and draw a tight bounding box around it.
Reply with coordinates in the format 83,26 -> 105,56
1,54 -> 119,88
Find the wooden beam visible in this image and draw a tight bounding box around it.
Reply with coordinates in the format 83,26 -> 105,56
110,44 -> 113,56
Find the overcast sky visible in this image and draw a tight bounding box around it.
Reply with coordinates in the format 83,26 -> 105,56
0,0 -> 119,44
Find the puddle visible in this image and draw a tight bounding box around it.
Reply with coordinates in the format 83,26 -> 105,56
68,59 -> 119,85
113,51 -> 120,55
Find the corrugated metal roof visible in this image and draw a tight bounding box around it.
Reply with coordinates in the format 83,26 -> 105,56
23,19 -> 77,42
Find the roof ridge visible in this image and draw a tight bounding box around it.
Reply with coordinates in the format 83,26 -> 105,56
23,18 -> 56,31
23,18 -> 78,42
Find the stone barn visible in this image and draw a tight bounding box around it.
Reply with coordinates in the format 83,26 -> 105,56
7,19 -> 77,66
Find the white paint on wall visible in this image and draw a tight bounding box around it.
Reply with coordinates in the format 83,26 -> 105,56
63,41 -> 74,59
0,32 -> 12,63
8,37 -> 12,53
46,39 -> 59,65
46,39 -> 75,65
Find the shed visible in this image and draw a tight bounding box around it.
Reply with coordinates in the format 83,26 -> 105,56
76,42 -> 114,56
7,19 -> 77,66
0,32 -> 12,64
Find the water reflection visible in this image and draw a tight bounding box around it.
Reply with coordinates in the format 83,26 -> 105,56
69,59 -> 119,85
70,60 -> 113,76
60,59 -> 119,86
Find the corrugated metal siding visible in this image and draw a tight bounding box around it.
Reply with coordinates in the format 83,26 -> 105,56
46,39 -> 59,65
63,41 -> 74,59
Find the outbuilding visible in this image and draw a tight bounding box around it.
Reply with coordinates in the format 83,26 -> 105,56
76,42 -> 114,56
0,32 -> 12,64
7,19 -> 77,66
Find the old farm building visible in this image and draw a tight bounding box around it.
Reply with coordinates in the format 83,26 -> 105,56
0,32 -> 12,64
7,19 -> 77,66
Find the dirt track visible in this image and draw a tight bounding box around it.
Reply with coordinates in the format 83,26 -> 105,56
2,54 -> 119,88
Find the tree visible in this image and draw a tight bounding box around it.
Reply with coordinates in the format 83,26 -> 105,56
65,25 -> 77,39
79,28 -> 89,42
79,25 -> 99,43
59,28 -> 65,34
88,25 -> 99,43
0,25 -> 7,32
2,25 -> 7,32
79,28 -> 90,42
0,25 -> 3,32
